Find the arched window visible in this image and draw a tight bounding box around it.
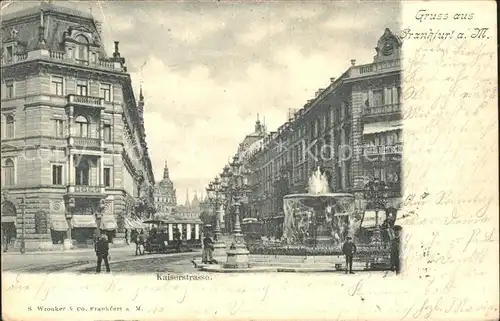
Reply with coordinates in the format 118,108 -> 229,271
75,115 -> 89,137
5,115 -> 14,138
4,158 -> 15,185
75,35 -> 89,62
75,159 -> 90,186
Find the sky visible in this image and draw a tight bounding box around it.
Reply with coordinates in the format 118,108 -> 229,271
2,1 -> 401,205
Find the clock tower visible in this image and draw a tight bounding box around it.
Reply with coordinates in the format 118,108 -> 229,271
373,28 -> 402,63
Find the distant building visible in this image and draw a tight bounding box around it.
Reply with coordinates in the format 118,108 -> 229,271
154,160 -> 177,215
0,3 -> 155,251
175,190 -> 203,220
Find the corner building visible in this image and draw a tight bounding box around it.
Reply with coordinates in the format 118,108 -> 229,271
0,3 -> 155,251
243,28 -> 403,235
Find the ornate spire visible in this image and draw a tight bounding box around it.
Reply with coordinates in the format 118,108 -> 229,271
139,82 -> 144,102
163,160 -> 169,179
37,5 -> 46,48
255,113 -> 262,133
184,189 -> 190,207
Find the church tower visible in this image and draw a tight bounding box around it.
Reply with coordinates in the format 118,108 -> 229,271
184,189 -> 190,207
153,159 -> 177,216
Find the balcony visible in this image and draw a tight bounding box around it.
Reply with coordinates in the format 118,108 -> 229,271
67,94 -> 104,109
73,137 -> 101,149
68,185 -> 105,198
363,144 -> 403,156
363,103 -> 401,120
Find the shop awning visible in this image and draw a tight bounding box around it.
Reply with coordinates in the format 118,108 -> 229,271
123,217 -> 132,229
1,216 -> 16,223
71,215 -> 96,228
50,215 -> 68,232
363,120 -> 402,135
133,217 -> 146,229
124,217 -> 145,229
100,216 -> 117,230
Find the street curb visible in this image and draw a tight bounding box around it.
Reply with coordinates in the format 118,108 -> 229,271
201,265 -> 391,273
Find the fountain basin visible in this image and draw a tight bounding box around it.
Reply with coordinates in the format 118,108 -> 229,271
283,193 -> 361,246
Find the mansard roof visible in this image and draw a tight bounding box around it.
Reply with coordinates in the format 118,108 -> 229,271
1,2 -> 107,59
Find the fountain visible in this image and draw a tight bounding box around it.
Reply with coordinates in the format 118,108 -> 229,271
283,167 -> 362,247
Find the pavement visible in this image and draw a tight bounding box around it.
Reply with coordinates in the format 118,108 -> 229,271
2,245 -> 140,272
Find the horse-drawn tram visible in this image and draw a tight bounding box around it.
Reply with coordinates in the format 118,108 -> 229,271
140,216 -> 203,254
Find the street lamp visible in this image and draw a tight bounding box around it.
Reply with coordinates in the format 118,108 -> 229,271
19,197 -> 26,254
224,154 -> 250,269
206,177 -> 223,241
206,175 -> 228,261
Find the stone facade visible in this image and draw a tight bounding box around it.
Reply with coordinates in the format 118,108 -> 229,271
0,3 -> 155,251
225,29 -> 403,232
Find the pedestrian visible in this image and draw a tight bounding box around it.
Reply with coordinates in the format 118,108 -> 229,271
125,229 -> 129,245
173,227 -> 181,252
95,234 -> 111,273
391,226 -> 402,274
342,236 -> 356,274
202,232 -> 215,264
136,230 -> 145,256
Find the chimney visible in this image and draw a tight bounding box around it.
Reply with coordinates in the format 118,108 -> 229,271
113,41 -> 120,58
330,77 -> 336,83
315,88 -> 324,97
350,59 -> 356,66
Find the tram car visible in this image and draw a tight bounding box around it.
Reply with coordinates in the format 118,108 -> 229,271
142,218 -> 203,254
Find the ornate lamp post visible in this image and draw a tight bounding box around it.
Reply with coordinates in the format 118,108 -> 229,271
365,179 -> 389,243
206,176 -> 227,260
19,197 -> 26,254
224,155 -> 250,269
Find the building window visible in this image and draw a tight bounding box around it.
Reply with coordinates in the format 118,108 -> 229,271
5,115 -> 15,138
51,76 -> 64,96
54,119 -> 64,137
76,80 -> 88,96
75,160 -> 90,186
75,115 -> 89,137
104,168 -> 111,187
4,158 -> 15,186
103,124 -> 111,142
75,35 -> 89,62
373,90 -> 384,106
5,80 -> 14,99
52,165 -> 63,185
6,46 -> 13,63
100,84 -> 111,101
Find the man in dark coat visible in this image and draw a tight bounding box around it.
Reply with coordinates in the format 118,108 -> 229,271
173,227 -> 181,252
95,234 -> 111,273
202,232 -> 216,264
342,236 -> 357,274
391,226 -> 402,274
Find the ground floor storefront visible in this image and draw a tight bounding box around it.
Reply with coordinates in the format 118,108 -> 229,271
0,189 -> 144,252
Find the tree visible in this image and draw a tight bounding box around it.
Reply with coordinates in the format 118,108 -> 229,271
199,210 -> 216,226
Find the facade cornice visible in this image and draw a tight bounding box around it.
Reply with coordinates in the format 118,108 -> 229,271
1,59 -> 127,81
